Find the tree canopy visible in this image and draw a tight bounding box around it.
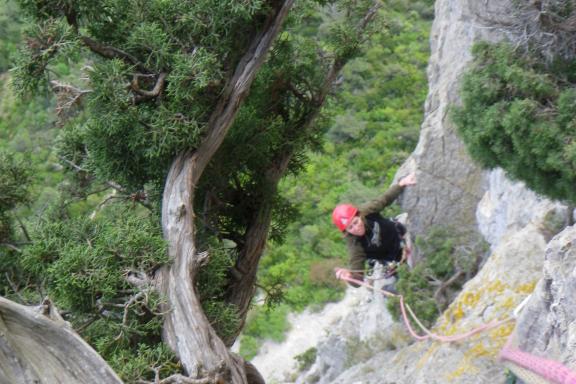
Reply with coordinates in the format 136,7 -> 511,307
3,0 -> 388,382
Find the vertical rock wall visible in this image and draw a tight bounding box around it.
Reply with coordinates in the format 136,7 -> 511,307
477,169 -> 569,248
399,0 -> 518,238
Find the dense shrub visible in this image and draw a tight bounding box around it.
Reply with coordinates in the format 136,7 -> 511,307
453,42 -> 576,203
20,205 -> 178,381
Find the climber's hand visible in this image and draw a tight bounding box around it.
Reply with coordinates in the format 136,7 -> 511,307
399,172 -> 416,187
335,268 -> 352,281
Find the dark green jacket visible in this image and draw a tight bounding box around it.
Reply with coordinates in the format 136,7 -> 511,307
345,184 -> 404,282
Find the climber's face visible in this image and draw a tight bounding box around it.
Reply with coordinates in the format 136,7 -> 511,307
346,216 -> 365,237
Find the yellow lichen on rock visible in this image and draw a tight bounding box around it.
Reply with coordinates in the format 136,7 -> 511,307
445,353 -> 480,381
517,281 -> 536,294
462,290 -> 481,307
416,342 -> 440,369
486,279 -> 505,294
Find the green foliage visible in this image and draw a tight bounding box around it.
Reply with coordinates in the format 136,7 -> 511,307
239,304 -> 291,360
11,18 -> 79,95
196,244 -> 241,342
195,32 -> 324,246
0,150 -> 33,296
453,41 -> 576,203
0,0 -> 25,72
106,343 -> 181,383
83,316 -> 183,382
295,347 -> 317,372
0,68 -> 63,223
0,11 -> 64,296
17,204 -> 175,382
22,206 -> 168,310
195,0 -> 388,249
11,0 -> 279,192
387,265 -> 436,327
323,0 -> 384,62
387,227 -> 486,328
0,150 -> 32,214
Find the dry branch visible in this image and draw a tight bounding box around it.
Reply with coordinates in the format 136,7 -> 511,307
132,72 -> 168,98
433,270 -> 466,310
81,36 -> 150,73
0,296 -> 123,384
50,80 -> 92,123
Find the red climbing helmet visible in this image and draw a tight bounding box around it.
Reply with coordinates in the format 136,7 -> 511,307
332,204 -> 358,232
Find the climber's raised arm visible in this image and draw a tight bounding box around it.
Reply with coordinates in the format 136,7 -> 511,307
358,172 -> 416,215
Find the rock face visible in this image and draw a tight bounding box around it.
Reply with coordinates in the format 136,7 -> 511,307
249,288 -> 372,383
476,169 -> 569,248
251,267 -> 404,383
295,270 -> 407,384
328,223 -> 549,384
398,0 -> 518,239
285,0 -> 576,383
504,225 -> 576,380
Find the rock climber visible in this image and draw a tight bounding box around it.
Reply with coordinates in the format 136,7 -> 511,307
332,172 -> 416,287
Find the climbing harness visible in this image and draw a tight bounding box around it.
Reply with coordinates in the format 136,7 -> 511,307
364,261 -> 400,279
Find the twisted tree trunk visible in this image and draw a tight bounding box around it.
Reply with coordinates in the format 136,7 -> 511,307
156,1 -> 294,382
224,156 -> 292,339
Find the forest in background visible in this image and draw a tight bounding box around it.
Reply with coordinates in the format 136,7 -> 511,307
0,0 -> 433,380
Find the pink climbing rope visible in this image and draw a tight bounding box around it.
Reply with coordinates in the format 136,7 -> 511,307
500,341 -> 576,384
335,268 -> 512,343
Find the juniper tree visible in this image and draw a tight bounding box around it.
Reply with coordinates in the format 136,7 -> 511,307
452,41 -> 576,204
11,0 -> 382,382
